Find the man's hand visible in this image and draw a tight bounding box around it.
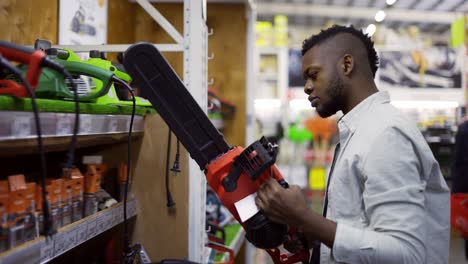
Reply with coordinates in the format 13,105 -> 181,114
254,178 -> 309,228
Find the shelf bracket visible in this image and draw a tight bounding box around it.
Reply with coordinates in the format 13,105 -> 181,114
135,0 -> 184,45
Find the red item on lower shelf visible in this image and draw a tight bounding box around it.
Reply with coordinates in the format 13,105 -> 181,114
451,193 -> 468,237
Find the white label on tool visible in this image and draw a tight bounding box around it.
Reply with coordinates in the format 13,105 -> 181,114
234,193 -> 260,223
108,88 -> 115,99
12,116 -> 31,137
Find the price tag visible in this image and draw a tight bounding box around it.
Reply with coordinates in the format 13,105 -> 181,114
56,115 -> 72,135
76,223 -> 88,244
87,219 -> 98,238
63,226 -> 78,252
125,118 -> 132,132
105,212 -> 114,230
130,200 -> 137,217
40,239 -> 55,263
53,232 -> 67,256
97,214 -> 107,233
12,115 -> 31,137
80,115 -> 92,134
113,207 -> 122,226
109,118 -> 118,132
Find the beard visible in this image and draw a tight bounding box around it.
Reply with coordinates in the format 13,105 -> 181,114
315,75 -> 345,118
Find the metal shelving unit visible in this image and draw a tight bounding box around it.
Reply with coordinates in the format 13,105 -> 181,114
0,112 -> 144,140
55,1 -> 209,261
0,199 -> 137,264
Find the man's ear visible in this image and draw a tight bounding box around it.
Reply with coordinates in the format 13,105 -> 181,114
342,54 -> 354,76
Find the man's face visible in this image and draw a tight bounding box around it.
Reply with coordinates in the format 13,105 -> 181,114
302,46 -> 345,118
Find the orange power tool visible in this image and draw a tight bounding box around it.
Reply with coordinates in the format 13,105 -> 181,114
123,43 -> 310,264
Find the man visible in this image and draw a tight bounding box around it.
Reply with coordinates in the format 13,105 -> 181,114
255,25 -> 450,264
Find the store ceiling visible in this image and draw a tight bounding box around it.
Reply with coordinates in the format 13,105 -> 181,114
256,0 -> 467,34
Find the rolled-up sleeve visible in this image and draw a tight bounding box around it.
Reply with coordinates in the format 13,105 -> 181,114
332,127 -> 426,264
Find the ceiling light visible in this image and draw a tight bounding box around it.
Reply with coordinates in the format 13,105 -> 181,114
375,10 -> 386,22
366,24 -> 376,36
386,0 -> 397,5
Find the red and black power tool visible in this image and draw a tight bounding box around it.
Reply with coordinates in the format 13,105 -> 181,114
123,43 -> 310,264
0,41 -> 48,97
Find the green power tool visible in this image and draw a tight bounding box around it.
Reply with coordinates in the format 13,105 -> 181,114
23,39 -> 115,101
34,57 -> 114,101
85,50 -> 152,107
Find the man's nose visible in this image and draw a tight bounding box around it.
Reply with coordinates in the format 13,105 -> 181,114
304,80 -> 313,94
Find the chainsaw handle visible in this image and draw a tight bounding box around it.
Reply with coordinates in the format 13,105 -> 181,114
270,165 -> 289,188
0,41 -> 35,60
57,60 -> 115,100
0,41 -> 46,95
87,57 -> 133,82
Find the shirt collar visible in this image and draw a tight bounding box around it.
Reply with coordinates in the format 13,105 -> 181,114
337,90 -> 390,138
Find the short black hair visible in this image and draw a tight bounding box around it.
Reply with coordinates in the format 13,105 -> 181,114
301,25 -> 379,77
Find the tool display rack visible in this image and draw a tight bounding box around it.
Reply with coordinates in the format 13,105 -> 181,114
0,0 -> 258,262
56,0 -> 210,262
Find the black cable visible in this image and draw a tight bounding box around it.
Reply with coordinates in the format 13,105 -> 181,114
112,76 -> 136,261
0,54 -> 52,236
166,129 -> 176,208
170,139 -> 181,173
42,59 -> 79,169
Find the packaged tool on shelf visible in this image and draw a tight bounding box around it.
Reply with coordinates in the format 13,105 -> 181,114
84,165 -> 101,217
70,174 -> 84,222
47,178 -> 64,230
62,168 -> 84,222
61,179 -> 74,226
117,163 -> 128,202
23,182 -> 37,242
8,189 -> 27,249
0,181 -> 9,252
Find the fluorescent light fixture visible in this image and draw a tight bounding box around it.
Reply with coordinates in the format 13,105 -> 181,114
386,0 -> 397,5
366,24 -> 377,36
254,98 -> 281,108
391,100 -> 459,109
375,10 -> 386,22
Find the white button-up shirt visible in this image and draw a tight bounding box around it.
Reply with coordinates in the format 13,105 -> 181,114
319,91 -> 450,264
